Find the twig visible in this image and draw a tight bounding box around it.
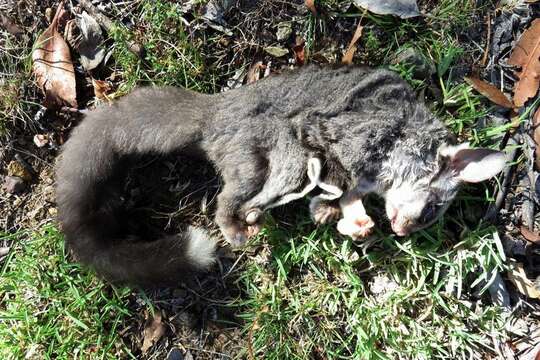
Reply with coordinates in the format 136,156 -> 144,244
484,144 -> 519,223
77,0 -> 144,57
481,12 -> 491,67
522,122 -> 537,231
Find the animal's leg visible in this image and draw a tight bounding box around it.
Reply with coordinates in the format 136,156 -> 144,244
215,153 -> 267,247
337,190 -> 375,239
310,196 -> 341,224
239,147 -> 307,219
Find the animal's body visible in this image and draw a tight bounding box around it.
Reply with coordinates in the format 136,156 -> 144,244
56,65 -> 506,285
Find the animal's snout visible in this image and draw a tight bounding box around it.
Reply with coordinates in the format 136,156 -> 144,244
390,216 -> 412,237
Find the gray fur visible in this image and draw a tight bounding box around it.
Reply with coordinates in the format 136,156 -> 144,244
56,65 -> 504,285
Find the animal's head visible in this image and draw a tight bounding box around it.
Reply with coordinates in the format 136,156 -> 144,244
384,143 -> 506,236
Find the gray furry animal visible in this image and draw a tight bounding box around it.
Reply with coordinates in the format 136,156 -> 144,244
56,65 -> 506,285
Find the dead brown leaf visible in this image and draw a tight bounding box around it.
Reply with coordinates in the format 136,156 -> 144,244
33,134 -> 49,148
342,21 -> 364,65
293,38 -> 305,66
0,13 -> 24,37
141,310 -> 166,353
508,18 -> 540,108
534,106 -> 540,170
7,160 -> 33,182
520,226 -> 540,244
305,0 -> 317,16
92,78 -> 112,101
507,260 -> 540,299
464,77 -> 514,109
246,61 -> 265,84
32,0 -> 77,109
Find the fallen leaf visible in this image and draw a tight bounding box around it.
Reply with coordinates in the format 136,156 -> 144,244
293,39 -> 305,66
246,61 -> 265,84
202,0 -> 233,35
92,78 -> 112,100
75,12 -> 106,71
353,0 -> 420,19
534,106 -> 540,170
507,260 -> 540,299
521,226 -> 540,244
264,46 -> 289,57
166,348 -> 184,360
0,247 -> 9,257
508,18 -> 540,107
32,1 -> 77,109
342,21 -> 364,65
33,134 -> 49,148
0,13 -> 24,38
464,77 -> 514,109
305,0 -> 317,16
2,176 -> 26,194
7,160 -> 32,182
276,22 -> 292,41
141,311 -> 166,353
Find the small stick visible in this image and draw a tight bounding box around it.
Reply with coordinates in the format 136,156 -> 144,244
522,125 -> 537,231
77,0 -> 144,57
481,12 -> 491,67
484,145 -> 518,222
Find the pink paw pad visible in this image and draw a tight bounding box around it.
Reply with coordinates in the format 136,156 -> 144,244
337,214 -> 375,239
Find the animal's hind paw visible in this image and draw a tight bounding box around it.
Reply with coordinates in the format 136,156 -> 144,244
220,220 -> 262,248
311,202 -> 341,225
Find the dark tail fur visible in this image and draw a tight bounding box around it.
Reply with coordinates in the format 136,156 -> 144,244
56,87 -> 216,285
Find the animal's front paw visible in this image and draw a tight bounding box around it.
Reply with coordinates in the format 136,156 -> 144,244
337,214 -> 375,239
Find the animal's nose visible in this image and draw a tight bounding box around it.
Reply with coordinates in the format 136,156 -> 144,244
391,218 -> 411,237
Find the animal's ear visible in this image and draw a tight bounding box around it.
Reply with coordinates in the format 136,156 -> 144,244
438,143 -> 506,183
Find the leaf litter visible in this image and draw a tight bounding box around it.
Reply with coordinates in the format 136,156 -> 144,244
352,0 -> 420,19
141,310 -> 167,353
508,18 -> 540,107
464,76 -> 514,109
66,11 -> 106,71
32,0 -> 77,109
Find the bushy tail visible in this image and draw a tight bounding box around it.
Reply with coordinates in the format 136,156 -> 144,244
55,87 -> 216,285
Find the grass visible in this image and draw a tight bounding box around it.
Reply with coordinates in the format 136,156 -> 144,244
237,206 -> 508,359
0,226 -> 134,359
0,35 -> 38,139
109,0 -> 217,95
233,1 -> 515,358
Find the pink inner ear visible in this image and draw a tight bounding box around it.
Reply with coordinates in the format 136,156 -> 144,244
452,148 -> 506,183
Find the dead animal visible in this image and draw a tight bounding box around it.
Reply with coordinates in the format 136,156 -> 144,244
56,65 -> 506,285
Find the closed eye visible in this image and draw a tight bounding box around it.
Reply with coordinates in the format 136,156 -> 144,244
420,203 -> 442,224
